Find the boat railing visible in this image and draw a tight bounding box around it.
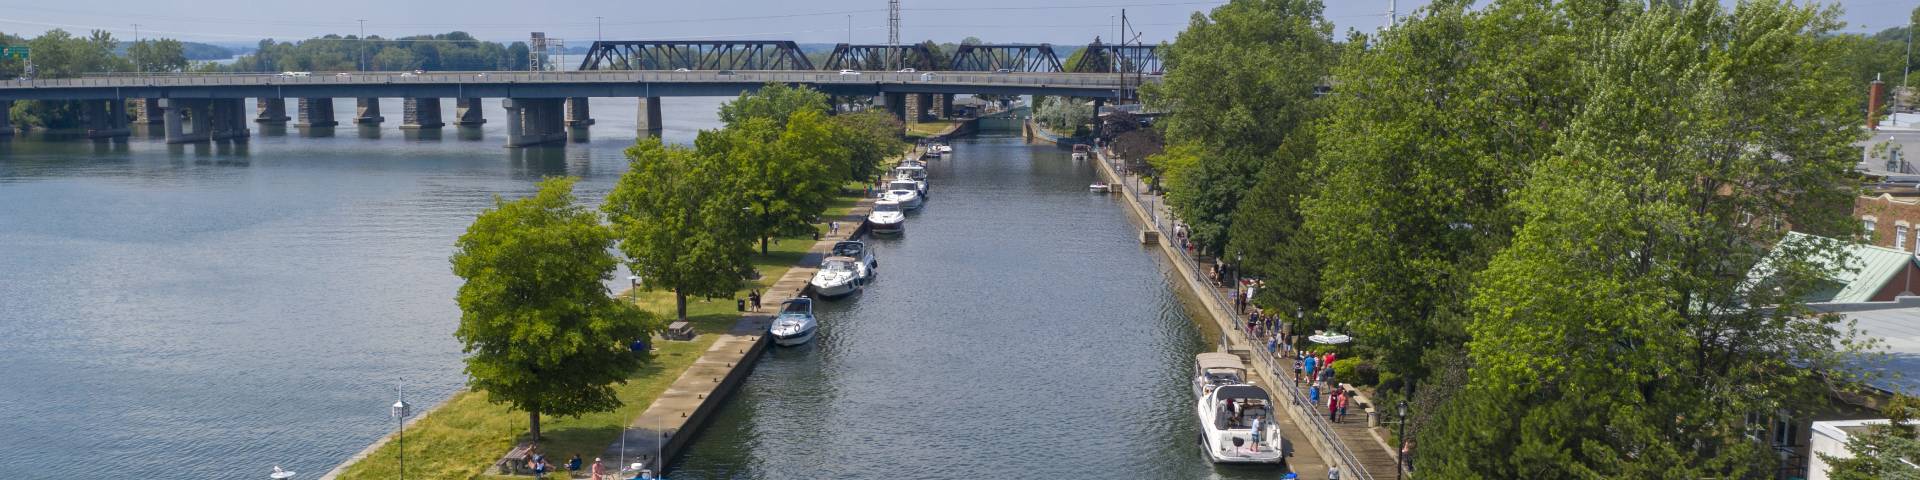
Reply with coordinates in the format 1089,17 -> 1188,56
1097,146 -> 1377,480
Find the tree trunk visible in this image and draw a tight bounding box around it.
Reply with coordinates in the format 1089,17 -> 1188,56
675,289 -> 688,321
528,410 -> 542,444
761,236 -> 770,255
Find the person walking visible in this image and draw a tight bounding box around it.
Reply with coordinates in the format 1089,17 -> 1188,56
749,289 -> 761,312
1328,391 -> 1342,423
1328,465 -> 1341,480
829,220 -> 840,236
1292,357 -> 1304,387
1339,389 -> 1352,421
591,458 -> 606,480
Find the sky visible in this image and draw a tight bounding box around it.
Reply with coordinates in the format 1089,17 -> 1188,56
0,0 -> 1912,47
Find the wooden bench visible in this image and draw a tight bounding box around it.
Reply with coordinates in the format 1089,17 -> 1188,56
665,321 -> 696,341
495,442 -> 534,475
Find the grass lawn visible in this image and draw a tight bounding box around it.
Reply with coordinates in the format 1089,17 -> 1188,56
904,120 -> 960,138
333,201 -> 856,480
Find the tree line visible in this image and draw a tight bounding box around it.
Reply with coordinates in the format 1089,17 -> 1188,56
1143,0 -> 1899,476
222,32 -> 529,73
449,83 -> 903,442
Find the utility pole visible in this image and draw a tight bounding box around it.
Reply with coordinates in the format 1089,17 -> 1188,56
131,23 -> 141,73
1905,16 -> 1914,111
888,0 -> 901,70
357,19 -> 367,71
1389,0 -> 1398,27
596,16 -> 603,43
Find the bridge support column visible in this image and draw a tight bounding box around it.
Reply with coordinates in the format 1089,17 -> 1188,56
210,98 -> 250,141
881,93 -> 907,124
161,98 -> 212,144
0,100 -> 12,137
566,97 -> 594,127
935,94 -> 953,119
83,99 -> 131,138
298,98 -> 338,128
637,97 -> 662,138
502,98 -> 566,148
134,98 -> 164,125
454,98 -> 487,126
255,98 -> 289,124
401,98 -> 444,129
910,93 -> 934,123
354,98 -> 384,125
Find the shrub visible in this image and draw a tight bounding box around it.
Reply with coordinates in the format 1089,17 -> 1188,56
1331,358 -> 1379,386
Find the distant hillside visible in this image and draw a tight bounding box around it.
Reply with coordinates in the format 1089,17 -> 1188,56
113,41 -> 236,61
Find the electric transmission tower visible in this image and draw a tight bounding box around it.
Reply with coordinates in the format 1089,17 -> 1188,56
888,0 -> 901,70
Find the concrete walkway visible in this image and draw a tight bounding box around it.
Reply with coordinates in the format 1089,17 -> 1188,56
596,177 -> 887,475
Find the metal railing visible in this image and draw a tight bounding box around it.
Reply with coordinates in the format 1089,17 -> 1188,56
1099,147 -> 1377,480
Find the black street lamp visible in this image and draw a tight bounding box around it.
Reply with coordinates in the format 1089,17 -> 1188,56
1396,400 -> 1409,479
391,385 -> 412,480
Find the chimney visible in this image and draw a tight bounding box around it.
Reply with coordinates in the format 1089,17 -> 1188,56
1870,74 -> 1886,130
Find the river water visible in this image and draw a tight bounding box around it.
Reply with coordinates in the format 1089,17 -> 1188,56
0,98 -> 1277,479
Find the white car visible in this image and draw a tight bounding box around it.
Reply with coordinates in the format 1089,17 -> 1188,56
919,72 -> 935,81
474,73 -> 488,78
278,71 -> 311,77
335,72 -> 351,77
838,69 -> 861,76
674,68 -> 691,72
898,68 -> 916,73
400,72 -> 417,78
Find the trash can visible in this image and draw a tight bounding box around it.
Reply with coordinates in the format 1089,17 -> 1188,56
737,299 -> 747,312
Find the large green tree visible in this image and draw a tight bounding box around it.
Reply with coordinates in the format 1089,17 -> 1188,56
699,110 -> 847,254
451,177 -> 655,444
1421,2 -> 1866,476
831,109 -> 909,183
126,39 -> 188,73
717,82 -> 830,130
1302,0 -> 1620,401
1826,396 -> 1920,480
1141,0 -> 1334,258
604,139 -> 754,321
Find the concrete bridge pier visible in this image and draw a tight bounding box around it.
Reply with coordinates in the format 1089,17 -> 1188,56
0,100 -> 12,137
936,94 -> 952,119
880,93 -> 908,124
637,96 -> 663,138
82,99 -> 131,138
133,98 -> 164,125
502,98 -> 566,148
255,98 -> 290,124
401,98 -> 444,129
210,98 -> 250,141
161,98 -> 212,144
354,98 -> 384,125
454,98 -> 486,126
566,97 -> 594,127
298,98 -> 339,128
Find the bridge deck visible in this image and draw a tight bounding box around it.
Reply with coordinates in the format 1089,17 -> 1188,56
0,71 -> 1152,101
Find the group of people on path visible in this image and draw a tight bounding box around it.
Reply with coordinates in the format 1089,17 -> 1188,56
524,450 -> 659,480
1296,350 -> 1354,424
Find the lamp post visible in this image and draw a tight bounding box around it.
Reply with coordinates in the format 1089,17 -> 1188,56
391,384 -> 412,480
1395,400 -> 1408,479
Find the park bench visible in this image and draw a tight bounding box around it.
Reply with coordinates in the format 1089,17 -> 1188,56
665,321 -> 696,341
495,442 -> 534,475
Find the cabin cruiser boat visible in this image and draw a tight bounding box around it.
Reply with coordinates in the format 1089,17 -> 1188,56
890,177 -> 927,198
809,256 -> 870,299
831,240 -> 877,272
883,184 -> 924,210
894,164 -> 928,182
1197,384 -> 1285,464
1089,182 -> 1111,193
1072,143 -> 1093,160
769,297 -> 818,346
1193,352 -> 1249,399
867,200 -> 905,235
933,143 -> 953,154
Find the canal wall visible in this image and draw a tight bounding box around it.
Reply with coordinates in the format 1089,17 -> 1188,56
1091,148 -> 1339,478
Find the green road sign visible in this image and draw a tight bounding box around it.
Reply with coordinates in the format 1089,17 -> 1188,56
2,46 -> 29,60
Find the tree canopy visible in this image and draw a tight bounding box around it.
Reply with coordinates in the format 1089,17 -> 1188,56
451,177 -> 656,444
604,139 -> 755,321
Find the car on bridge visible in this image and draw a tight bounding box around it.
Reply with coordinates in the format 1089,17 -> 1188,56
919,73 -> 936,81
838,69 -> 860,76
898,68 -> 916,73
278,71 -> 310,78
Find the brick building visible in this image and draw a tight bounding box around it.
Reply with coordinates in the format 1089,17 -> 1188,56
1856,194 -> 1920,253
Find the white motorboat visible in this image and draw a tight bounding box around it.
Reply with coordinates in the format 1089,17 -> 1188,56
1089,183 -> 1111,193
769,297 -> 818,346
809,256 -> 870,299
894,164 -> 928,182
1197,384 -> 1285,464
890,177 -> 927,199
1072,143 -> 1092,160
831,240 -> 877,272
867,200 -> 905,235
1193,352 -> 1249,400
935,143 -> 953,154
883,185 -> 924,210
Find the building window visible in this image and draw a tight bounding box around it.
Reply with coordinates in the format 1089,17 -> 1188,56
1900,225 -> 1911,251
1773,415 -> 1796,446
1865,216 -> 1878,238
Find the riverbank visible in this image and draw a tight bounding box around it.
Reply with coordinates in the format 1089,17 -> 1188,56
322,189 -> 875,480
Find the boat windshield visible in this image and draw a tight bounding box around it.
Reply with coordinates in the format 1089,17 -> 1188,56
890,182 -> 918,191
832,243 -> 865,257
875,203 -> 901,213
822,259 -> 856,272
781,301 -> 810,315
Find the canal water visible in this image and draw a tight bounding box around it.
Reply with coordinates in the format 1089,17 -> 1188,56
0,98 -> 1276,478
668,137 -> 1276,479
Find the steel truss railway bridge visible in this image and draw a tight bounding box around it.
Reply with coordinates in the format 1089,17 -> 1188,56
0,40 -> 1160,147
